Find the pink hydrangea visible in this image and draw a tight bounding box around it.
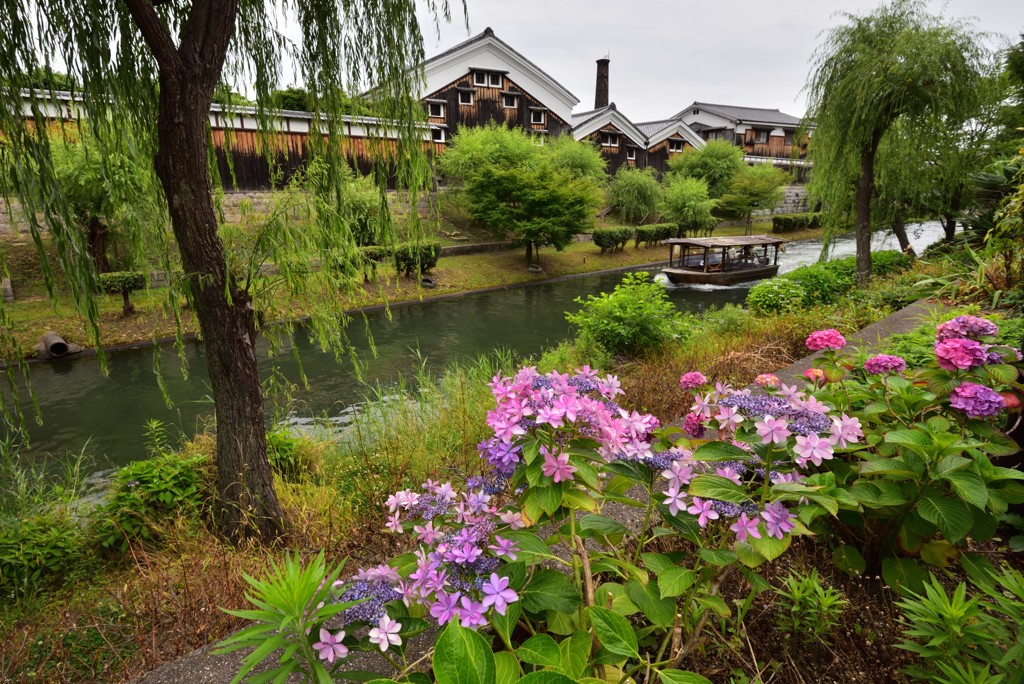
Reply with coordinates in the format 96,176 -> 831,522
863,354 -> 906,375
754,373 -> 780,388
679,371 -> 708,390
936,315 -> 998,342
682,412 -> 705,438
805,329 -> 847,352
803,368 -> 825,385
949,382 -> 1004,418
934,338 -> 988,371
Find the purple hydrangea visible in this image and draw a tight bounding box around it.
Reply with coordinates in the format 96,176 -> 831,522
679,372 -> 708,390
935,338 -> 989,371
949,382 -> 1005,418
863,354 -> 906,375
936,315 -> 998,342
718,393 -> 831,436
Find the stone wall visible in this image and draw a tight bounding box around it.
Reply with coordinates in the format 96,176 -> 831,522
1,277 -> 13,302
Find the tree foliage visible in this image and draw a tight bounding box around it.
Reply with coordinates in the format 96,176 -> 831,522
607,167 -> 662,225
0,0 -> 462,543
441,125 -> 602,265
666,140 -> 744,199
719,163 -> 789,226
804,0 -> 989,283
661,175 -> 718,235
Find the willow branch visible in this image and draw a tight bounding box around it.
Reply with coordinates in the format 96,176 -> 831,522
121,0 -> 181,72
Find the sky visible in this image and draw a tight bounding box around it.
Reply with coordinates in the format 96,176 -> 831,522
416,0 -> 1023,123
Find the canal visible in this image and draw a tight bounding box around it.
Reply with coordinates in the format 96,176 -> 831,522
5,223 -> 945,471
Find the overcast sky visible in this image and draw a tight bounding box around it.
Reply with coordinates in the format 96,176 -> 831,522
417,0 -> 1022,123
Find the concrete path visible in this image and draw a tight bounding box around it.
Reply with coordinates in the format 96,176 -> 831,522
130,299 -> 947,684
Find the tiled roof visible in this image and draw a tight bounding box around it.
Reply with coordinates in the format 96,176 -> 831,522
634,118 -> 677,137
675,102 -> 802,127
570,105 -> 612,128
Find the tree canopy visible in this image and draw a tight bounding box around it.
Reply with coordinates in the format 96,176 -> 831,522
0,0 -> 463,543
666,140 -> 744,199
804,0 -> 989,283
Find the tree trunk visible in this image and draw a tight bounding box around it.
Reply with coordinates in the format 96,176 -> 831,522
120,289 -> 134,317
144,1 -> 284,544
854,131 -> 883,287
87,216 -> 111,273
891,214 -> 916,260
525,240 -> 534,267
943,187 -> 962,242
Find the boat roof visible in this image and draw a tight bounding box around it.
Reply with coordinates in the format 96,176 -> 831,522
662,235 -> 788,248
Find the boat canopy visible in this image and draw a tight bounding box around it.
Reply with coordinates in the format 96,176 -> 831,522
661,236 -> 788,249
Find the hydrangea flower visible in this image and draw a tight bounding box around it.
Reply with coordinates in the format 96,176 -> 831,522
803,368 -> 825,384
936,315 -> 998,341
755,415 -> 791,445
864,354 -> 906,375
805,329 -> 847,351
793,433 -> 834,467
687,497 -> 720,527
760,502 -> 796,540
679,371 -> 708,390
754,373 -> 780,388
729,513 -> 761,543
312,629 -> 348,663
949,382 -> 1005,418
367,616 -> 402,652
934,338 -> 989,371
541,449 -> 577,483
480,573 -> 518,615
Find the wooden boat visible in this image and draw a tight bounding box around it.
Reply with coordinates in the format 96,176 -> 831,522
661,235 -> 788,285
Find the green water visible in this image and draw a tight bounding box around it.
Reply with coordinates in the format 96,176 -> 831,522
4,223 -> 945,471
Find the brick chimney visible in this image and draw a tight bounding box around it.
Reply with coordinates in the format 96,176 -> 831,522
595,58 -> 609,109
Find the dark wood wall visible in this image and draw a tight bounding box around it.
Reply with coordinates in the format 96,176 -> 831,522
647,134 -> 694,176
583,123 -> 646,176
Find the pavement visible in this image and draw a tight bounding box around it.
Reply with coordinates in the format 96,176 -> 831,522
129,299 -> 947,684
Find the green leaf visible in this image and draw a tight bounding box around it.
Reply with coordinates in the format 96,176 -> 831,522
733,541 -> 765,569
515,674 -> 577,684
748,532 -> 791,563
918,495 -> 973,542
559,630 -> 591,680
832,546 -> 866,577
881,557 -> 929,594
491,601 -> 522,649
658,568 -> 697,598
641,553 -> 676,574
502,531 -> 558,566
626,578 -> 676,627
692,441 -> 751,462
858,458 -> 918,479
494,652 -> 522,684
983,363 -> 1019,384
698,548 -> 737,567
940,470 -> 989,509
522,569 -> 582,615
517,635 -> 562,668
595,582 -> 639,616
885,428 -> 933,453
920,540 -> 959,568
579,514 -> 629,540
588,606 -> 639,658
659,671 -> 714,684
433,621 -> 496,684
687,474 -> 750,503
695,595 -> 730,618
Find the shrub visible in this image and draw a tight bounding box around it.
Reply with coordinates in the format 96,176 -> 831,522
98,270 -> 147,316
774,569 -> 847,644
772,212 -> 822,233
787,263 -> 855,306
871,249 -> 912,276
666,139 -> 744,198
93,451 -> 213,553
393,241 -> 440,277
661,175 -> 718,235
358,244 -> 391,281
0,513 -> 86,594
746,278 -> 806,315
607,167 -> 662,224
591,226 -> 632,253
633,223 -> 675,248
566,271 -> 692,356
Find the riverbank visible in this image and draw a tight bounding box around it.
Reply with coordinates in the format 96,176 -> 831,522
0,221 -> 821,356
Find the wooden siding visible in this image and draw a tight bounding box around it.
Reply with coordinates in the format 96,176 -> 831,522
583,123 -> 646,176
732,128 -> 808,160
210,129 -> 444,191
423,71 -> 571,142
646,134 -> 694,176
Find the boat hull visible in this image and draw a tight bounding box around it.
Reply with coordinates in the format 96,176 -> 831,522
661,264 -> 780,285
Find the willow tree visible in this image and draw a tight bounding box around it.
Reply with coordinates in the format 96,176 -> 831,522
804,0 -> 987,284
0,0 -> 461,543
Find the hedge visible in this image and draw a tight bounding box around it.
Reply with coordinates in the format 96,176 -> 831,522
633,223 -> 675,248
99,271 -> 147,316
591,227 -> 632,253
772,212 -> 822,233
393,241 -> 441,277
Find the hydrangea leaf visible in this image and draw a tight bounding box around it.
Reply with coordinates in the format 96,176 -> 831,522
433,622 -> 496,684
588,606 -> 639,658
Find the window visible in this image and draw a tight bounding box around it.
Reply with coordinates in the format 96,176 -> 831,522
458,91 -> 473,106
428,102 -> 445,118
503,94 -> 518,109
626,148 -> 636,161
473,71 -> 487,86
668,139 -> 684,153
431,128 -> 446,143
754,130 -> 768,144
600,132 -> 619,147
531,109 -> 546,125
488,72 -> 502,87
693,108 -> 699,115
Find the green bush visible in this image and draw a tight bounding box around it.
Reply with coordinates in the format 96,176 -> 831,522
871,249 -> 912,276
746,278 -> 806,315
566,271 -> 692,357
661,175 -> 718,235
633,223 -> 675,248
607,167 -> 661,224
787,263 -> 855,306
772,212 -> 822,233
358,244 -> 391,280
93,451 -> 213,553
0,513 -> 86,594
98,270 -> 148,316
393,241 -> 441,277
591,227 -> 632,253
